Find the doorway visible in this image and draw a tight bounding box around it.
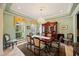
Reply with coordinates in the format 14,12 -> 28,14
77,13 -> 79,42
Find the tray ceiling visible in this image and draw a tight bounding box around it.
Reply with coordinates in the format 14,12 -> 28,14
9,3 -> 73,19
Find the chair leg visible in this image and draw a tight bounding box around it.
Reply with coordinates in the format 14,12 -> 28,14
44,45 -> 48,55
5,45 -> 7,49
34,47 -> 35,55
16,42 -> 17,45
39,48 -> 40,56
27,44 -> 28,49
30,44 -> 31,50
11,43 -> 14,49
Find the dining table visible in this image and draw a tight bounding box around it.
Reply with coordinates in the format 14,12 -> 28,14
32,35 -> 50,40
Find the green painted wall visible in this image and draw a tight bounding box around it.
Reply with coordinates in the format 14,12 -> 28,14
46,16 -> 73,38
3,13 -> 16,40
3,12 -> 38,40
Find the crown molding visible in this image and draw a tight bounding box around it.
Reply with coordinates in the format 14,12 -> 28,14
4,9 -> 36,21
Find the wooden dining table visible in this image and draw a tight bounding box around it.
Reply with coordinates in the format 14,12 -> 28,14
32,35 -> 50,40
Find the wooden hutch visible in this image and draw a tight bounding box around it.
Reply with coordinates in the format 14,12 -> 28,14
42,22 -> 57,41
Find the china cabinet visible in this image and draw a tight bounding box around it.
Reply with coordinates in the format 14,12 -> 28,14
42,22 -> 57,41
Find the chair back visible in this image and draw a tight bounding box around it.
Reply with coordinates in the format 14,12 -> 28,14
33,37 -> 40,47
59,43 -> 66,56
67,33 -> 73,40
60,43 -> 73,56
29,33 -> 33,36
33,37 -> 44,49
26,35 -> 32,43
65,45 -> 73,56
3,34 -> 10,42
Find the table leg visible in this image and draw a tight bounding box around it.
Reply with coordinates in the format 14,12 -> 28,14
12,43 -> 14,49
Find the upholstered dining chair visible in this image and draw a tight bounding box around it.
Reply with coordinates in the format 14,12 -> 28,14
26,35 -> 34,50
3,34 -> 11,49
29,33 -> 33,36
67,33 -> 73,39
59,43 -> 66,56
65,45 -> 73,56
59,43 -> 73,56
33,37 -> 45,55
67,33 -> 73,45
3,34 -> 17,49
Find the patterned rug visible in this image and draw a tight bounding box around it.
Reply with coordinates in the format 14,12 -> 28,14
18,43 -> 58,56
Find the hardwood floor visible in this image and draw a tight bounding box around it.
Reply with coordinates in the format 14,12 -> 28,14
3,46 -> 25,56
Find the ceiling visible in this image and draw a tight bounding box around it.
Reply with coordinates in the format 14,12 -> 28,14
9,3 -> 73,19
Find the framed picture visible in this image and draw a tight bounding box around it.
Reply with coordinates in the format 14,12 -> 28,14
16,25 -> 21,31
27,26 -> 31,29
61,25 -> 68,30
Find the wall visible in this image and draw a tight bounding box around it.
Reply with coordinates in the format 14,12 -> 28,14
46,16 -> 73,38
3,12 -> 38,40
0,8 -> 3,55
3,13 -> 16,40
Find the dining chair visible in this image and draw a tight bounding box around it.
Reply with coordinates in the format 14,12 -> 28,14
33,37 -> 45,55
67,33 -> 73,45
65,45 -> 73,56
26,35 -> 34,50
3,34 -> 17,49
67,33 -> 73,40
67,33 -> 73,39
3,34 -> 11,49
29,33 -> 33,36
59,43 -> 73,56
59,43 -> 66,56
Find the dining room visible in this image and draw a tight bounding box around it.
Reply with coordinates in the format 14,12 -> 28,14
3,3 -> 78,56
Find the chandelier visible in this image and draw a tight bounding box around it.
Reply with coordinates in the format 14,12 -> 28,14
37,8 -> 46,24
